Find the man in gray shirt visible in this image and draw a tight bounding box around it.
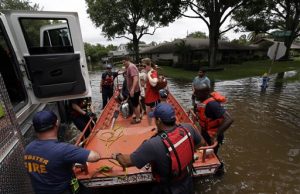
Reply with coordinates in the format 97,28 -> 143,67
192,68 -> 210,106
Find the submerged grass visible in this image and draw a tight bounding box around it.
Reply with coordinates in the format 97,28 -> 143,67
160,59 -> 300,82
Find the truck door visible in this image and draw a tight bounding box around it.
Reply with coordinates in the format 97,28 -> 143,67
1,10 -> 91,104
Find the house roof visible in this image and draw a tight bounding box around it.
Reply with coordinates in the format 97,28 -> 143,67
140,38 -> 257,54
252,38 -> 275,44
251,38 -> 300,50
291,42 -> 300,49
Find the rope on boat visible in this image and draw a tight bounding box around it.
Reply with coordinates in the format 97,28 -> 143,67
91,165 -> 113,178
92,168 -> 128,179
90,157 -> 128,179
82,104 -> 129,179
84,104 -> 121,147
98,124 -> 125,152
91,123 -> 126,181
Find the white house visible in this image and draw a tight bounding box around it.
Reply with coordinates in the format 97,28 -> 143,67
108,44 -> 130,57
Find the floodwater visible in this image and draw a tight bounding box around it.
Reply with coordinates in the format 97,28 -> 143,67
88,69 -> 300,194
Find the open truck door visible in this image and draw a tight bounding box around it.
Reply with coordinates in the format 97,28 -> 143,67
1,10 -> 91,104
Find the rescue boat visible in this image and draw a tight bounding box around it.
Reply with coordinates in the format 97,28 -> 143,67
73,90 -> 221,188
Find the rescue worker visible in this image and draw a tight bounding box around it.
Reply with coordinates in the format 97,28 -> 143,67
24,110 -> 101,194
113,103 -> 202,194
100,64 -> 119,109
69,97 -> 96,138
192,68 -> 211,107
194,83 -> 233,172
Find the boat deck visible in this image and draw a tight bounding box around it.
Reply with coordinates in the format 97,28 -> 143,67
74,92 -> 220,188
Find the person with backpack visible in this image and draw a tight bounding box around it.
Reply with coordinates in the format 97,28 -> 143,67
141,58 -> 160,125
112,103 -> 202,194
194,83 -> 233,172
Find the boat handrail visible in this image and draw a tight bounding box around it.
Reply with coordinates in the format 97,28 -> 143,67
198,141 -> 218,163
75,117 -> 94,146
187,109 -> 198,124
187,109 -> 219,162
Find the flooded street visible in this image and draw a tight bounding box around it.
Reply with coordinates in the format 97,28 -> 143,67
88,70 -> 300,193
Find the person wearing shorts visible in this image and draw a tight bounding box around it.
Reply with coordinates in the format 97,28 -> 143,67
141,58 -> 160,125
122,56 -> 141,124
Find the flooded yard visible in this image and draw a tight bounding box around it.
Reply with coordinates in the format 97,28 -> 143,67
88,70 -> 300,193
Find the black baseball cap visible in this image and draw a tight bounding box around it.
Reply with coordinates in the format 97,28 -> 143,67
32,111 -> 57,132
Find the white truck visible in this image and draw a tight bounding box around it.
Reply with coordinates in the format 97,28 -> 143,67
0,10 -> 91,193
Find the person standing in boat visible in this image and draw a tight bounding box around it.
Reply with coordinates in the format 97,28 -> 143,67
116,71 -> 134,117
100,63 -> 119,109
142,58 -> 160,125
192,68 -> 211,107
69,97 -> 97,137
24,110 -> 101,194
122,56 -> 141,124
194,83 -> 233,172
138,63 -> 147,116
112,103 -> 202,194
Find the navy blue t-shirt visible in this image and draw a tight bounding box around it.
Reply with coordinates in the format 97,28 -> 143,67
205,101 -> 225,119
24,140 -> 90,194
130,123 -> 201,179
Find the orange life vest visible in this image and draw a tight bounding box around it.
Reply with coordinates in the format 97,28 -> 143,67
197,92 -> 226,138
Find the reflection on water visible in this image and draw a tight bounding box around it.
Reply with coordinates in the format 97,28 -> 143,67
89,70 -> 300,193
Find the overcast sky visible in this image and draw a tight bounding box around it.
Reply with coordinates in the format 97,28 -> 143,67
30,0 -> 245,46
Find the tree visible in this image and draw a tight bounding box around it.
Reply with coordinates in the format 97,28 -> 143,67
86,0 -> 182,63
0,0 -> 39,10
106,44 -> 117,51
182,0 -> 248,67
187,31 -> 208,38
231,34 -> 249,45
233,0 -> 300,59
175,40 -> 193,68
149,41 -> 157,46
220,35 -> 229,41
246,32 -> 268,42
84,43 -> 116,64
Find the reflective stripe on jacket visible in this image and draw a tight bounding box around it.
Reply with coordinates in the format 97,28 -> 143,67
152,125 -> 194,182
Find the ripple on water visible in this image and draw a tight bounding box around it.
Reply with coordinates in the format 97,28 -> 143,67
89,70 -> 300,194
288,149 -> 300,157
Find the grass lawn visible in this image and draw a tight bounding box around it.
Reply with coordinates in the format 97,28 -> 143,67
159,59 -> 300,82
